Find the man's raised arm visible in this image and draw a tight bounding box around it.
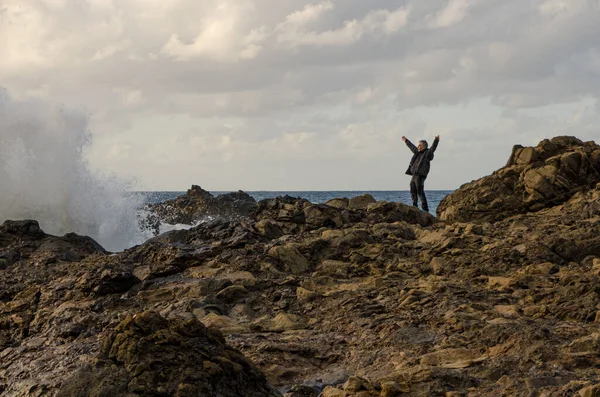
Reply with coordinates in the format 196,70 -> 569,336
428,135 -> 440,159
402,136 -> 418,154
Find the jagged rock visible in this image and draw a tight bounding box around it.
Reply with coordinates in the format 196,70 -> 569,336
348,194 -> 376,210
366,201 -> 437,226
343,376 -> 372,392
579,384 -> 600,397
268,244 -> 311,274
437,136 -> 600,222
284,384 -> 320,397
56,311 -> 279,397
304,204 -> 344,228
325,197 -> 349,209
143,185 -> 257,227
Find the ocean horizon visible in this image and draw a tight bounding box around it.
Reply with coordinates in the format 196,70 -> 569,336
134,190 -> 453,215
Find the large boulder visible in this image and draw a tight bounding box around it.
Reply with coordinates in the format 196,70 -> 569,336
57,311 -> 280,397
144,185 -> 257,228
437,136 -> 600,222
365,201 -> 437,227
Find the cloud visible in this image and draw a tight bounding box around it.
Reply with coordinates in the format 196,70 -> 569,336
160,2 -> 266,61
275,3 -> 410,48
282,1 -> 334,28
2,0 -> 600,191
428,0 -> 475,28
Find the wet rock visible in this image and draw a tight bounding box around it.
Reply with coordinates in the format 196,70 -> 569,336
201,313 -> 250,335
380,381 -> 404,397
325,198 -> 349,209
343,376 -> 372,392
304,204 -> 344,229
143,185 -> 257,227
268,244 -> 311,274
430,257 -> 450,275
315,260 -> 350,278
284,384 -> 320,397
366,201 -> 437,226
254,219 -> 284,239
348,194 -> 376,210
89,269 -> 140,296
0,250 -> 20,269
579,384 -> 600,397
255,312 -> 307,332
419,348 -> 487,368
56,311 -> 279,397
216,284 -> 248,303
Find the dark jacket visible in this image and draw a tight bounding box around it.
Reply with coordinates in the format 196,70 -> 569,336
404,138 -> 439,177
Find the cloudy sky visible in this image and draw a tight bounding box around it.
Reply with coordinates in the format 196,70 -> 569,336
2,0 -> 600,191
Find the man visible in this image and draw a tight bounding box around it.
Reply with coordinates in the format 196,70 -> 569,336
402,135 -> 440,212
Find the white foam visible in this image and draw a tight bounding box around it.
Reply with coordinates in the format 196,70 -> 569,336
0,89 -> 145,251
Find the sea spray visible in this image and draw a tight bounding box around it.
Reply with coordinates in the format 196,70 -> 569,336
0,89 -> 146,251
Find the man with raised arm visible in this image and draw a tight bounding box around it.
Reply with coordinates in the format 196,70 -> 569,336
401,135 -> 440,212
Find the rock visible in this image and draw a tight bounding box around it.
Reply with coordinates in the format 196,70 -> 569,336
592,258 -> 600,276
325,198 -> 349,209
494,305 -> 520,319
296,287 -> 318,301
56,311 -> 278,397
321,228 -> 372,249
348,194 -> 376,210
315,260 -> 351,278
580,384 -> 600,397
419,348 -> 487,368
437,136 -> 600,222
284,384 -> 320,397
253,196 -> 311,226
254,312 -> 307,332
143,185 -> 257,228
372,222 -> 415,240
137,288 -> 175,302
366,201 -> 437,227
254,219 -> 284,239
268,244 -> 311,274
224,271 -> 257,288
0,250 -> 19,269
320,386 -> 347,397
216,285 -> 248,303
380,381 -> 403,397
304,204 -> 344,228
343,376 -> 370,392
92,269 -> 140,296
201,313 -> 250,335
430,257 -> 450,275
569,333 -> 600,354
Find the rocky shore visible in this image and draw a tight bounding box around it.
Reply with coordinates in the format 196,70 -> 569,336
1,136 -> 600,396
140,185 -> 257,235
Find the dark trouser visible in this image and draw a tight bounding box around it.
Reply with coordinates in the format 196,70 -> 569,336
410,175 -> 429,211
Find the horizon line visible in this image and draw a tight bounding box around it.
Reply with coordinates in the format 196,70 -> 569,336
129,189 -> 455,192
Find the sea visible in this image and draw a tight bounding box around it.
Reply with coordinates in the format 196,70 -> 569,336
136,190 -> 452,214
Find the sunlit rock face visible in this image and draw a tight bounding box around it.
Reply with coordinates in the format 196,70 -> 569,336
437,136 -> 600,223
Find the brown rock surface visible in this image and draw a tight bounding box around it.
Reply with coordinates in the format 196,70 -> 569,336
437,136 -> 600,222
2,136 -> 600,396
56,311 -> 278,397
141,185 -> 257,233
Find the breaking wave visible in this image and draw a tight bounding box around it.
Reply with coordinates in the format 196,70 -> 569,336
0,89 -> 146,251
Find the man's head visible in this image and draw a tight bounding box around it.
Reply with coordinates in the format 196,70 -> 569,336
418,140 -> 428,151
